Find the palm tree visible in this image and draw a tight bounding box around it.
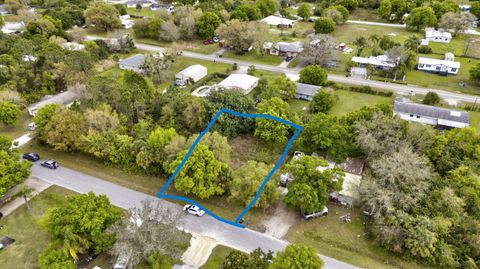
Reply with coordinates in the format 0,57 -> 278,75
19,185 -> 34,210
353,36 -> 367,56
404,35 -> 421,52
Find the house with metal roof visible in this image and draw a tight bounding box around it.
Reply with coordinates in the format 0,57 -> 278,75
295,83 -> 320,101
417,52 -> 460,75
261,15 -> 295,28
425,27 -> 452,43
175,64 -> 207,85
119,54 -> 145,73
394,98 -> 469,129
217,74 -> 259,94
351,54 -> 396,70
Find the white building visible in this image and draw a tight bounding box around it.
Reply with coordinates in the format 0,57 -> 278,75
120,15 -> 134,29
218,74 -> 259,94
394,98 -> 470,129
1,21 -> 25,34
417,52 -> 460,75
261,15 -> 295,28
425,27 -> 452,43
263,41 -> 303,56
63,42 -> 85,51
175,64 -> 207,85
119,54 -> 145,73
352,54 -> 396,69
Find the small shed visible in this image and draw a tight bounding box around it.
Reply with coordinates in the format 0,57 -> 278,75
175,64 -> 207,85
295,83 -> 320,101
218,74 -> 259,94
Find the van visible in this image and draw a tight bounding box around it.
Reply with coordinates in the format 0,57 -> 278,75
302,206 -> 329,220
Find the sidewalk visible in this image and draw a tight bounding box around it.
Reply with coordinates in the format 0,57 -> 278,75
0,177 -> 52,216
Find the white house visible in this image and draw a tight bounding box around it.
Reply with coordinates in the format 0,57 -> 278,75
394,98 -> 470,129
120,15 -> 134,29
1,21 -> 25,34
218,74 -> 259,94
263,41 -> 303,56
261,15 -> 295,28
352,54 -> 396,69
119,54 -> 145,73
175,64 -> 207,85
425,27 -> 452,43
417,52 -> 460,75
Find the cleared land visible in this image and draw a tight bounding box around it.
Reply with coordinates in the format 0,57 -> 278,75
200,245 -> 233,269
286,204 -> 432,269
0,186 -> 74,269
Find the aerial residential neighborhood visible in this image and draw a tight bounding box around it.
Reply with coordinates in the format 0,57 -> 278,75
0,0 -> 479,269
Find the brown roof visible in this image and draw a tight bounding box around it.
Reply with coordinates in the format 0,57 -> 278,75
339,158 -> 365,176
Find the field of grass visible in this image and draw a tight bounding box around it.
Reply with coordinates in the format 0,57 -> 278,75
0,186 -> 74,269
127,7 -> 156,18
406,55 -> 480,95
200,245 -> 233,269
330,90 -> 393,116
349,8 -> 387,22
223,50 -> 284,66
136,38 -> 222,55
286,204 -> 432,269
0,110 -> 30,139
333,23 -> 418,45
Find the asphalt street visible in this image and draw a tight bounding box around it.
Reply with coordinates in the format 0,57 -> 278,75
31,162 -> 357,269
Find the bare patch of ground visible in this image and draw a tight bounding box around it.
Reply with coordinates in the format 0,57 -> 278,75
229,134 -> 282,170
261,196 -> 300,239
182,235 -> 218,268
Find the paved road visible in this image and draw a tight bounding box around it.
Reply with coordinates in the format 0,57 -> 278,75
30,162 -> 357,269
134,42 -> 480,103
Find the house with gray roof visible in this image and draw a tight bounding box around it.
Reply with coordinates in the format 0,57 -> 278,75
263,41 -> 303,57
295,83 -> 320,101
394,98 -> 469,129
119,54 -> 145,73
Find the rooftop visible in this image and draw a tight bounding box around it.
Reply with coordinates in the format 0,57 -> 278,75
261,15 -> 295,26
425,28 -> 452,39
119,54 -> 145,68
418,57 -> 460,69
218,74 -> 259,92
296,83 -> 320,97
276,41 -> 303,53
352,55 -> 396,68
394,99 -> 469,124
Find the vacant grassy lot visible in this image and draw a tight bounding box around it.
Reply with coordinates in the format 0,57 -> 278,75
223,50 -> 285,66
286,204 -> 432,269
0,110 -> 30,139
200,245 -> 233,269
0,186 -> 74,269
331,90 -> 393,116
333,23 -> 418,45
349,8 -> 387,22
136,38 -> 222,55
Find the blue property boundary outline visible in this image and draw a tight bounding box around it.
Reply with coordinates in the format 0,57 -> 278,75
157,108 -> 303,228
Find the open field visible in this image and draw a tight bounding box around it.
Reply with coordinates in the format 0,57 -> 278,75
0,186 -> 74,269
333,23 -> 418,45
0,110 -> 30,139
200,245 -> 233,269
349,8 -> 387,22
286,204 -> 432,269
331,90 -> 393,116
223,50 -> 285,66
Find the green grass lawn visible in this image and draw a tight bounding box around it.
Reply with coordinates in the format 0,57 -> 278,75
0,110 -> 31,139
222,50 -> 285,66
330,90 -> 393,116
286,204 -> 432,269
333,23 -> 418,45
469,111 -> 480,131
136,38 -> 223,55
0,185 -> 74,269
349,8 -> 387,22
127,7 -> 157,18
200,245 -> 233,269
289,99 -> 310,115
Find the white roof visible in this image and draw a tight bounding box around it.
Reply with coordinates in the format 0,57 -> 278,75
218,74 -> 259,92
63,42 -> 85,51
352,55 -> 396,68
176,64 -> 207,79
261,15 -> 295,26
1,21 -> 25,34
418,57 -> 460,69
425,28 -> 452,39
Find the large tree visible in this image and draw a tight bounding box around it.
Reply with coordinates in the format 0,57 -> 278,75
439,12 -> 476,37
254,97 -> 294,145
0,135 -> 32,198
40,192 -> 121,260
168,144 -> 229,199
406,7 -> 437,31
270,244 -> 324,269
299,65 -> 328,86
297,3 -> 312,20
284,155 -> 343,213
228,161 -> 279,208
0,101 -> 20,125
215,20 -> 268,54
84,2 -> 121,31
44,109 -> 84,151
111,200 -> 190,268
196,12 -> 222,39
301,34 -> 339,67
309,89 -> 337,114
33,104 -> 61,143
314,17 -> 336,34
223,248 -> 273,269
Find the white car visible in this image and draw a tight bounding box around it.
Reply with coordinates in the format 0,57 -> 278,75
183,204 -> 205,217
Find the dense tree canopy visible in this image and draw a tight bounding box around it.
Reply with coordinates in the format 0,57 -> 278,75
270,244 -> 324,269
0,135 -> 32,198
84,2 -> 121,31
406,7 -> 437,31
299,65 -> 328,86
254,97 -> 294,145
0,101 -> 20,125
314,17 -> 336,34
196,12 -> 222,39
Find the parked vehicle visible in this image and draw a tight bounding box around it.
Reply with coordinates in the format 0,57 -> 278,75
22,152 -> 40,162
212,36 -> 220,42
183,204 -> 205,217
285,56 -> 294,62
302,206 -> 329,220
202,40 -> 210,45
41,160 -> 59,169
27,122 -> 36,131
